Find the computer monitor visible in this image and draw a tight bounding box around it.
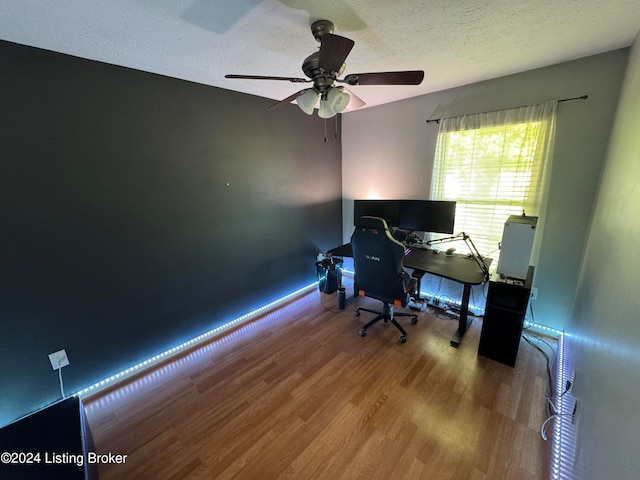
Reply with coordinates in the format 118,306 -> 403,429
397,200 -> 456,234
353,200 -> 400,227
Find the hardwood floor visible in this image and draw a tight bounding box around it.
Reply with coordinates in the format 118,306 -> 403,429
84,288 -> 553,479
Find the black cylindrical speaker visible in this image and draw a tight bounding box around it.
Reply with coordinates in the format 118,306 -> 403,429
338,287 -> 346,309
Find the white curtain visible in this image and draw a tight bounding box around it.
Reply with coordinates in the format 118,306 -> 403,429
431,100 -> 557,265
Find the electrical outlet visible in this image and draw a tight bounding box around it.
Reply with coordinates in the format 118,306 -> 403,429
48,349 -> 70,370
530,287 -> 538,300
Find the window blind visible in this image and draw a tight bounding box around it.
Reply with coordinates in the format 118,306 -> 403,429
431,102 -> 557,260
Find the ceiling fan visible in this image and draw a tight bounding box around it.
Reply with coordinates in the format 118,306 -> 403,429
225,19 -> 424,118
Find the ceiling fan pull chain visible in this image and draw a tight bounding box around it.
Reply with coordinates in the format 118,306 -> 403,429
334,115 -> 339,138
324,118 -> 328,142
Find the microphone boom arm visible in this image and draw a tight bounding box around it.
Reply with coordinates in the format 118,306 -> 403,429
426,232 -> 490,280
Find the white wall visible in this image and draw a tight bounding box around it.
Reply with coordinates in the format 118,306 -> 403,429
342,50 -> 628,331
566,31 -> 640,479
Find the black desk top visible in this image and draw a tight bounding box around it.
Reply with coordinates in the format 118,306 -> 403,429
328,243 -> 490,286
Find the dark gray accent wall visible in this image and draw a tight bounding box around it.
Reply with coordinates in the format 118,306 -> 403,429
0,40 -> 342,425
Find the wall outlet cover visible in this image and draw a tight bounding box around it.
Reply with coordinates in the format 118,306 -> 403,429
48,349 -> 70,370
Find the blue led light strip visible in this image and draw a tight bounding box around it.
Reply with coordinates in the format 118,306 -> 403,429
550,331 -> 579,479
72,282 -> 319,399
529,323 -> 563,337
552,332 -> 565,479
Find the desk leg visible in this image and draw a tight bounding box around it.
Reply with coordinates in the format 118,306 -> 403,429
450,283 -> 472,348
411,270 -> 426,300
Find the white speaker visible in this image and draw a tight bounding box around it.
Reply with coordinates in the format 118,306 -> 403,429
497,215 -> 537,280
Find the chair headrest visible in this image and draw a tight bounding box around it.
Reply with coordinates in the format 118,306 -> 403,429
355,216 -> 390,230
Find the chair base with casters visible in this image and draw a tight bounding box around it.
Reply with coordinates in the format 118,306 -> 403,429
355,302 -> 418,344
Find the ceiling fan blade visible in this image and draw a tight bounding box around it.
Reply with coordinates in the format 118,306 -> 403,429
268,90 -> 308,110
226,74 -> 310,83
343,70 -> 425,86
343,87 -> 365,110
318,33 -> 355,75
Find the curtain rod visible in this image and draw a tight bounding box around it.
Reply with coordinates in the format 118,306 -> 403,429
425,94 -> 588,124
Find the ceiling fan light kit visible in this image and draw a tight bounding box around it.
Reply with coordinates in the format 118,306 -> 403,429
297,86 -> 349,118
297,89 -> 320,115
225,19 -> 424,118
327,87 -> 350,113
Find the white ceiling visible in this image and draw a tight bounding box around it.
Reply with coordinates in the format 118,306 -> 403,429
1,0 -> 639,111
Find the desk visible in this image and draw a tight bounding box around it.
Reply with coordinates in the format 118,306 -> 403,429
328,243 -> 490,347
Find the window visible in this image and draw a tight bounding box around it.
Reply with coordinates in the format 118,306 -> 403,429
431,102 -> 557,260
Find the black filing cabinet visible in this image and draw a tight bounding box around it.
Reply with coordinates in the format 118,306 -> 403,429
478,266 -> 534,367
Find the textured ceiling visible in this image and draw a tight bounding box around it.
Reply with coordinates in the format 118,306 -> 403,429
1,0 -> 639,111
